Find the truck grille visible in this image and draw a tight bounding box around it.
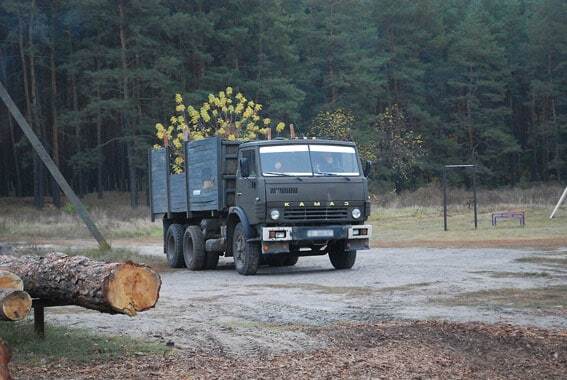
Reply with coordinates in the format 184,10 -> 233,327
283,207 -> 349,221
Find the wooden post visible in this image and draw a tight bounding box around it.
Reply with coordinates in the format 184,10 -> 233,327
290,124 -> 296,139
0,81 -> 110,250
443,167 -> 448,231
33,300 -> 45,339
472,166 -> 478,229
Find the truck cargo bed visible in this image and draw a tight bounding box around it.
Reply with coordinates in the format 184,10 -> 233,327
149,137 -> 239,219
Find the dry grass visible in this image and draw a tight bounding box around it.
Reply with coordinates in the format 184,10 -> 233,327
0,193 -> 160,240
11,321 -> 567,379
442,286 -> 567,311
374,182 -> 566,208
1,186 -> 566,249
369,205 -> 567,247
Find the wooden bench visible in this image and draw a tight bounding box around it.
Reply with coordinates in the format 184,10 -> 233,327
492,210 -> 525,226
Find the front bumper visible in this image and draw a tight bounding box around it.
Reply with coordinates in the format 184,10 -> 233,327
261,224 -> 372,254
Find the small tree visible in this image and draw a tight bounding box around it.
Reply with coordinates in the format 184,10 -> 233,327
155,87 -> 287,173
308,108 -> 354,140
372,104 -> 424,190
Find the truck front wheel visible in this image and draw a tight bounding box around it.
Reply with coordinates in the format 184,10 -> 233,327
183,225 -> 206,270
328,242 -> 356,270
232,222 -> 259,275
166,224 -> 185,268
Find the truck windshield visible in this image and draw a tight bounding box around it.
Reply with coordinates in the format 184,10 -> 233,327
259,144 -> 360,176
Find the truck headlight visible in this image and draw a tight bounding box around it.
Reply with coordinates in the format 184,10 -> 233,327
270,209 -> 280,220
351,208 -> 361,219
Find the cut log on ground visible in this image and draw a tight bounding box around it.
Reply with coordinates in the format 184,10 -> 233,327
0,288 -> 31,321
0,271 -> 23,291
0,253 -> 161,316
0,339 -> 11,380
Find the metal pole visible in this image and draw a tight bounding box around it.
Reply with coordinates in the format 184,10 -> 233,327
550,186 -> 567,219
472,166 -> 478,229
443,167 -> 448,231
0,81 -> 110,250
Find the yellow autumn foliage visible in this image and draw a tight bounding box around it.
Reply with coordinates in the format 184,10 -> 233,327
155,87 -> 287,173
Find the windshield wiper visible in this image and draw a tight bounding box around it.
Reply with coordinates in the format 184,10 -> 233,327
314,171 -> 340,176
315,171 -> 351,180
263,171 -> 297,177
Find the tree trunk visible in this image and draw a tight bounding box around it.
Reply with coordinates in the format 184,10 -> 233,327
50,44 -> 61,207
0,49 -> 22,197
0,271 -> 23,291
96,77 -> 103,199
0,289 -> 32,322
0,253 -> 161,316
0,339 -> 11,380
29,0 -> 45,209
118,1 -> 138,208
71,72 -> 84,197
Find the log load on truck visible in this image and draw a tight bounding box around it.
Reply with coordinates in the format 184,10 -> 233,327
149,137 -> 372,275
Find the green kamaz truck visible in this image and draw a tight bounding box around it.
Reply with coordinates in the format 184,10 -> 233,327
149,137 -> 372,275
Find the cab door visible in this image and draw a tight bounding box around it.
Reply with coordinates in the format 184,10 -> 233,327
236,148 -> 261,224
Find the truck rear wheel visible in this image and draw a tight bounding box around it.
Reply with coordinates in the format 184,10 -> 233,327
166,224 -> 185,268
328,242 -> 356,270
183,225 -> 206,270
232,222 -> 259,275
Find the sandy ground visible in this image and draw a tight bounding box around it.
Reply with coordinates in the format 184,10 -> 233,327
6,241 -> 566,356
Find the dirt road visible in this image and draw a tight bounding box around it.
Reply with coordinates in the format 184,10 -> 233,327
36,244 -> 567,356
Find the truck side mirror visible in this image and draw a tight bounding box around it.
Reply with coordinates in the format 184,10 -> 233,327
240,157 -> 250,178
363,160 -> 372,177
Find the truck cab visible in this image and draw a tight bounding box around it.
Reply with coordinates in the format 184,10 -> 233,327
149,137 -> 372,275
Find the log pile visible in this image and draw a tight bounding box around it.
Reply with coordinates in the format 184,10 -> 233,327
0,253 -> 161,316
0,270 -> 31,322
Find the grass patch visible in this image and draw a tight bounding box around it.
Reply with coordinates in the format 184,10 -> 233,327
250,283 -> 374,296
441,286 -> 567,310
378,282 -> 434,292
369,206 -> 567,247
0,193 -> 161,240
515,256 -> 567,268
0,321 -> 166,364
469,271 -> 551,278
251,282 -> 433,296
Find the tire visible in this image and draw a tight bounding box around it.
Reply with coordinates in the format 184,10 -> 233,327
183,225 -> 206,270
205,252 -> 220,270
284,255 -> 299,266
265,255 -> 286,267
266,254 -> 298,267
166,224 -> 185,268
232,222 -> 259,275
328,242 -> 356,270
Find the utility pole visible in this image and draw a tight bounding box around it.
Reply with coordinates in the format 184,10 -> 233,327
0,81 -> 110,250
